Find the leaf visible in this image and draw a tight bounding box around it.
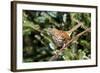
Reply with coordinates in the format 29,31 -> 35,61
49,42 -> 56,50
23,20 -> 40,32
47,11 -> 57,18
34,16 -> 47,23
80,40 -> 90,48
23,28 -> 31,35
63,49 -> 75,60
63,13 -> 67,23
76,49 -> 87,60
24,58 -> 33,62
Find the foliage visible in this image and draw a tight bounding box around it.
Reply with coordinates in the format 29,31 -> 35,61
23,10 -> 91,62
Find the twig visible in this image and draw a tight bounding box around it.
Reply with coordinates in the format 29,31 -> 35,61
67,13 -> 83,36
63,28 -> 91,48
67,22 -> 83,36
49,28 -> 91,61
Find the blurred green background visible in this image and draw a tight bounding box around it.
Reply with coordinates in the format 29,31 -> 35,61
23,10 -> 91,62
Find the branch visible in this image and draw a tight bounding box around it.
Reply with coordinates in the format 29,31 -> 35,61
67,13 -> 83,36
49,28 -> 91,61
64,28 -> 91,48
67,22 -> 83,36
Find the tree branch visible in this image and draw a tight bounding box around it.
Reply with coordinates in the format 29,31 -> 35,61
67,22 -> 83,36
49,28 -> 91,61
67,13 -> 83,36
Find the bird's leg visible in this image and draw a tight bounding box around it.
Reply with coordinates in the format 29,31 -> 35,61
53,43 -> 66,56
51,43 -> 67,61
52,40 -> 72,60
59,43 -> 66,53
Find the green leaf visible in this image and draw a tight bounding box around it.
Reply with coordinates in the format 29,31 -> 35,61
76,49 -> 86,60
34,16 -> 47,23
63,49 -> 75,60
23,20 -> 40,32
47,11 -> 57,18
80,40 -> 90,48
49,42 -> 56,50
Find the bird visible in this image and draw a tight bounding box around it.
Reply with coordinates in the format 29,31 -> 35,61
48,22 -> 82,49
48,28 -> 71,48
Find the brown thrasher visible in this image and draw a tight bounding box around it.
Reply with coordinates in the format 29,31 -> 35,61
48,23 -> 83,48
